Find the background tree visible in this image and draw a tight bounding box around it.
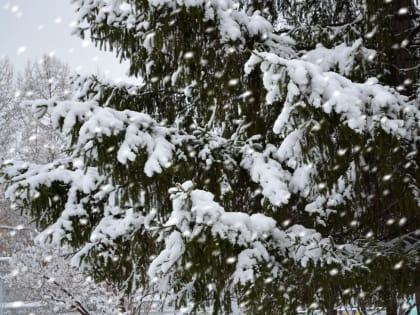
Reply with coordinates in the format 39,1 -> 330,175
0,58 -> 33,259
0,56 -> 74,307
5,244 -> 122,315
0,58 -> 17,161
14,55 -> 71,163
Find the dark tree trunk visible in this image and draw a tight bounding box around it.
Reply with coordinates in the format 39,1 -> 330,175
387,298 -> 398,315
387,0 -> 418,95
365,0 -> 419,96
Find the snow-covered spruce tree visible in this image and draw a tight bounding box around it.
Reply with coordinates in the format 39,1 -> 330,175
280,1 -> 420,314
1,1 -> 419,314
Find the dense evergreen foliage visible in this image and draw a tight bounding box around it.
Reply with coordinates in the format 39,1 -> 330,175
1,1 -> 419,314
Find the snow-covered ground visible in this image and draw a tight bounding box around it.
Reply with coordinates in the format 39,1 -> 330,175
0,301 -> 417,315
0,301 -> 49,315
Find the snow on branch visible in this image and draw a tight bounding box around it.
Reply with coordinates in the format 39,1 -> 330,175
245,50 -> 420,140
240,144 -> 291,206
302,38 -> 375,76
21,99 -> 185,177
1,159 -> 106,244
149,181 -> 363,293
72,0 -> 295,54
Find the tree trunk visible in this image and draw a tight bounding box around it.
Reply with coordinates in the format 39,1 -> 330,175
365,0 -> 418,96
327,306 -> 336,315
387,298 -> 398,315
387,0 -> 418,95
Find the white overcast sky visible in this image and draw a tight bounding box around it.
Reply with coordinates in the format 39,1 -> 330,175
0,0 -> 132,81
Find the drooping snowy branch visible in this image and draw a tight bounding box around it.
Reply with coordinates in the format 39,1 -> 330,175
22,99 -> 185,177
245,51 -> 419,139
302,39 -> 375,76
149,181 -> 363,298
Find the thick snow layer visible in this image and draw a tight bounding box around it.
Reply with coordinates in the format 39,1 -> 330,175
22,99 -> 183,177
240,144 -> 291,206
245,51 -> 419,139
149,182 -> 362,291
2,159 -> 103,244
302,39 -> 375,76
